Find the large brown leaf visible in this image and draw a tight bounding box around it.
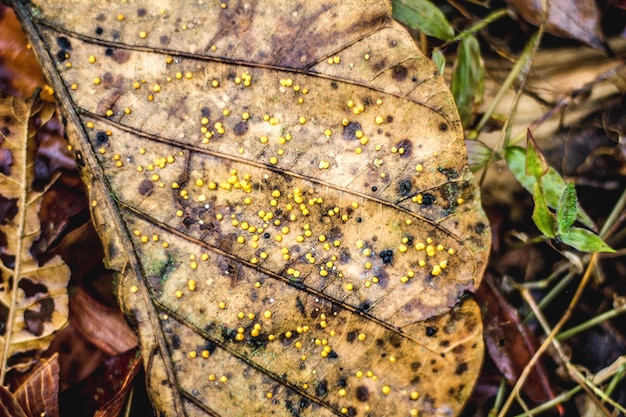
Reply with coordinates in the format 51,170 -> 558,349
10,1 -> 491,415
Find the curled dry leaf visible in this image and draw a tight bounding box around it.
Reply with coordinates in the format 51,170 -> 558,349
11,1 -> 491,416
0,95 -> 70,379
70,287 -> 138,356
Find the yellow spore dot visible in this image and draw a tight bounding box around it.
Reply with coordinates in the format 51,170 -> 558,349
139,31 -> 147,39
432,265 -> 442,276
358,333 -> 366,341
410,391 -> 420,400
130,285 -> 138,293
175,290 -> 183,298
318,160 -> 330,170
117,13 -> 125,21
218,301 -> 227,309
212,80 -> 219,88
382,385 -> 391,395
345,283 -> 354,291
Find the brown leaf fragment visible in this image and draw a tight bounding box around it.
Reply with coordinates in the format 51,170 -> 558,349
0,385 -> 28,417
507,0 -> 607,51
476,273 -> 557,405
93,351 -> 142,417
9,1 -> 491,416
70,287 -> 138,356
13,353 -> 60,417
0,5 -> 52,100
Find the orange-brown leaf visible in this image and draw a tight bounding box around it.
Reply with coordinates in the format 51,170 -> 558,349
10,1 -> 491,416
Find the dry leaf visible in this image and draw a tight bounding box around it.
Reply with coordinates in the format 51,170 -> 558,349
70,287 -> 137,356
0,385 -> 28,417
11,1 -> 491,416
507,0 -> 607,51
14,353 -> 60,417
0,95 -> 70,378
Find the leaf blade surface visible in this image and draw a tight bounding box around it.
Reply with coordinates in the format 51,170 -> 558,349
11,1 -> 491,415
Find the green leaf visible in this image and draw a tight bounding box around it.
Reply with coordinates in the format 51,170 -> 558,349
504,146 -> 595,229
532,182 -> 557,238
560,228 -> 615,253
466,139 -> 493,172
451,34 -> 484,127
431,50 -> 446,75
392,0 -> 454,41
557,183 -> 578,233
524,131 -> 549,179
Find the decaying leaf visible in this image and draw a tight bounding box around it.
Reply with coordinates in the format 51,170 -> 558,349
507,0 -> 607,51
0,95 -> 70,378
11,1 -> 491,416
13,353 -> 60,417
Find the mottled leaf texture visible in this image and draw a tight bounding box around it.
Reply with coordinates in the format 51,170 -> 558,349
0,96 -> 70,378
11,1 -> 491,416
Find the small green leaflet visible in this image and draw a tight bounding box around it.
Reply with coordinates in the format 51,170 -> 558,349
392,0 -> 454,41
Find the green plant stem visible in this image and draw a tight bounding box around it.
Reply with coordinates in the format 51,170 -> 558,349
497,253 -> 598,417
477,30 -> 541,186
600,186 -> 626,238
604,361 -> 626,399
474,31 -> 538,135
488,378 -> 508,417
557,303 -> 626,341
523,268 -> 577,323
435,8 -> 508,51
514,385 -> 582,416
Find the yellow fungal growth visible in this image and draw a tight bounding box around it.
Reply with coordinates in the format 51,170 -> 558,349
457,197 -> 465,205
117,13 -> 125,21
130,285 -> 138,293
318,160 -> 330,170
426,245 -> 436,257
324,129 -> 332,137
93,77 -> 101,85
218,301 -> 226,309
410,391 -> 420,400
375,115 -> 384,125
139,31 -> 147,39
202,350 -> 210,358
298,116 -> 306,124
152,84 -> 161,93
132,81 -> 141,89
358,333 -> 366,341
175,290 -> 183,298
382,385 -> 391,395
209,374 -> 216,381
212,80 -> 220,88
188,351 -> 197,358
185,72 -> 193,79
432,265 -> 442,276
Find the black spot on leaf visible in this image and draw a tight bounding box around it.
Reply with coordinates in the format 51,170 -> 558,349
379,249 -> 393,265
426,326 -> 438,336
421,193 -> 435,206
342,122 -> 361,140
56,36 -> 72,50
18,278 -> 48,297
356,386 -> 370,401
392,65 -> 408,81
138,179 -> 154,196
233,122 -> 248,136
455,362 -> 468,375
398,179 -> 412,196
